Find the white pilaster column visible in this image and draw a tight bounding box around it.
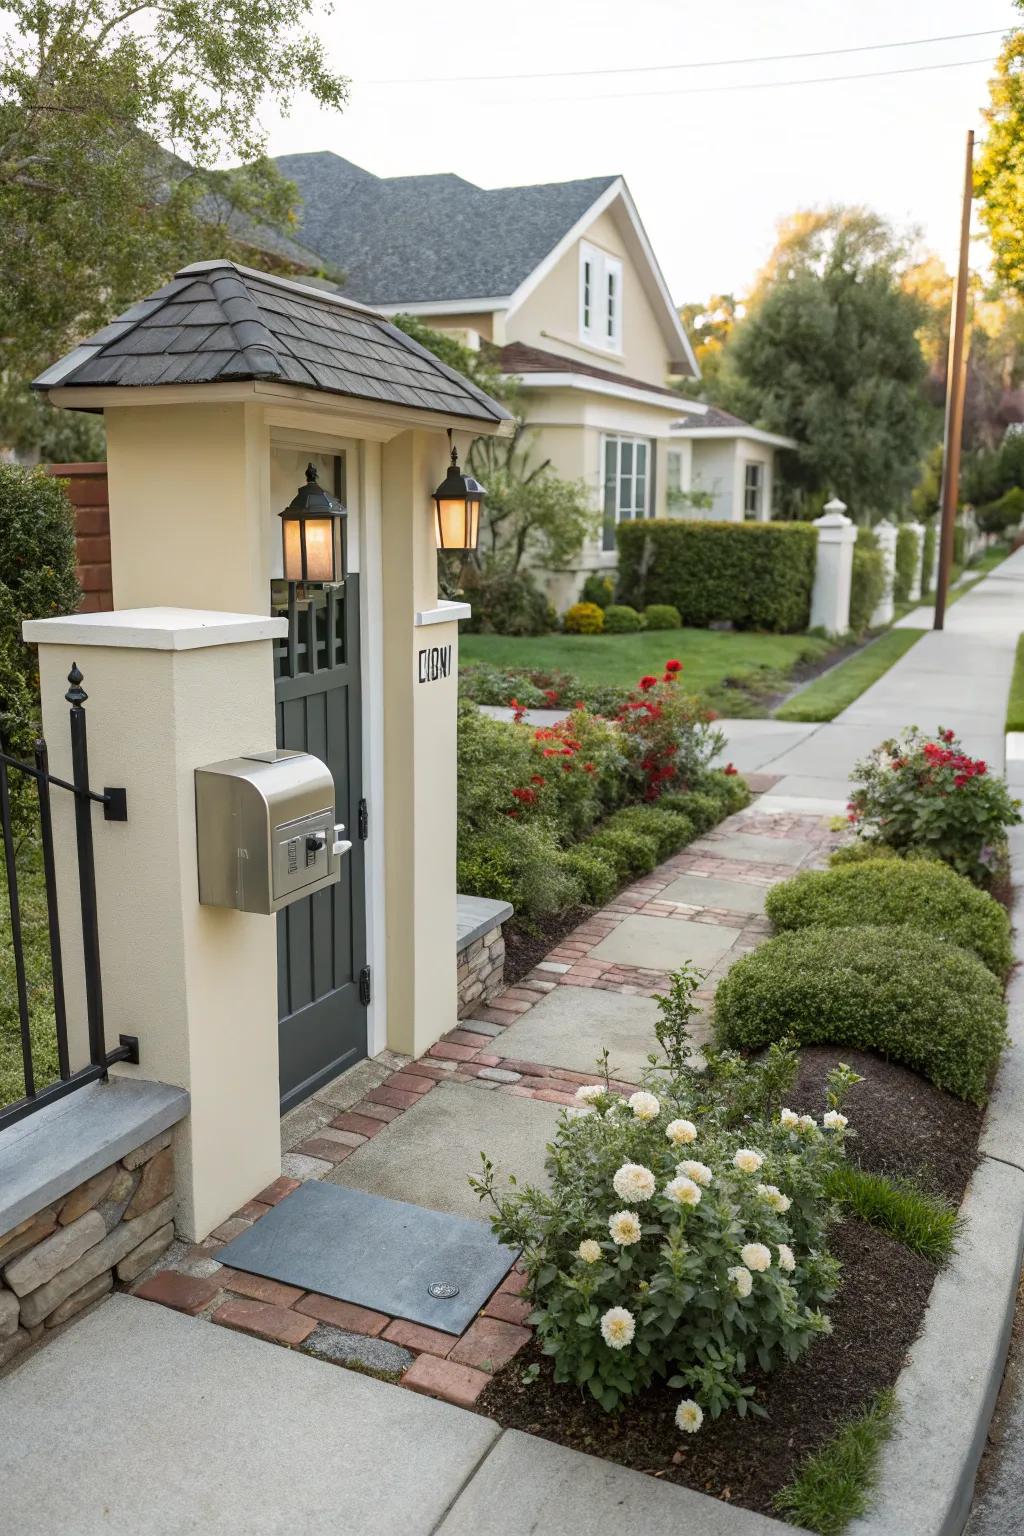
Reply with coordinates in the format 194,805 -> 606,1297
811,499 -> 857,636
872,519 -> 898,628
23,608 -> 287,1240
906,521 -> 925,602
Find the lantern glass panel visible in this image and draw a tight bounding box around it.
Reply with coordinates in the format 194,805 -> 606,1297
301,517 -> 337,582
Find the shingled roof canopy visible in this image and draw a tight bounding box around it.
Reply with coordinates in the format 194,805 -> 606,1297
32,261 -> 512,426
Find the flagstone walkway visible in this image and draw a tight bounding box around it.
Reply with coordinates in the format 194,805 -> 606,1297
119,796 -> 840,1411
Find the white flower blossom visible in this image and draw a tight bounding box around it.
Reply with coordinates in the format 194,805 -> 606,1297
666,1118 -> 697,1145
628,1090 -> 661,1122
756,1183 -> 792,1214
578,1239 -> 602,1264
612,1162 -> 657,1203
777,1244 -> 796,1273
677,1160 -> 713,1187
780,1108 -> 800,1130
733,1148 -> 764,1174
823,1110 -> 848,1131
665,1175 -> 702,1207
608,1210 -> 642,1246
565,1105 -> 595,1120
797,1114 -> 817,1135
575,1084 -> 605,1104
740,1242 -> 772,1273
675,1399 -> 704,1433
600,1306 -> 636,1350
728,1264 -> 753,1298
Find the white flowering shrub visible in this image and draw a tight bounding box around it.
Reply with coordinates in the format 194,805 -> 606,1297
472,965 -> 857,1428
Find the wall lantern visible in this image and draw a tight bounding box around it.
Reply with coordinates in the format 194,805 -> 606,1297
279,463 -> 347,583
432,429 -> 485,552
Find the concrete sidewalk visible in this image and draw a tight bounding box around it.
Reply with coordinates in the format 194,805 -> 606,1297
0,1294 -> 789,1535
720,548 -> 1024,815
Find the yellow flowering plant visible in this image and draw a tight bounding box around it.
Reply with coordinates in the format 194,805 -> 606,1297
471,968 -> 858,1425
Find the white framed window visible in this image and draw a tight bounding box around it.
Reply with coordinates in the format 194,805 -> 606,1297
602,435 -> 651,550
580,241 -> 623,352
666,449 -> 684,495
743,461 -> 763,519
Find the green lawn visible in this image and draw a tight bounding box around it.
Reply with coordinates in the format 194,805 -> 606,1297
460,629 -> 833,700
775,628 -> 926,723
1008,634 -> 1024,732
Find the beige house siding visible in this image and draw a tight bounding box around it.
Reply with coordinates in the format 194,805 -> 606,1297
689,437 -> 775,522
509,208 -> 676,388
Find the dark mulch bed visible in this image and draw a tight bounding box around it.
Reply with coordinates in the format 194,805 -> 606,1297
503,907 -> 594,987
478,1218 -> 935,1518
789,1045 -> 982,1204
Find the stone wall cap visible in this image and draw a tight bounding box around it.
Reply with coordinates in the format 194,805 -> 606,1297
457,894 -> 513,954
23,607 -> 288,651
415,601 -> 472,628
0,1077 -> 189,1237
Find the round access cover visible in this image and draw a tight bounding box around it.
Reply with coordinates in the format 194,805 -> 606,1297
427,1281 -> 460,1299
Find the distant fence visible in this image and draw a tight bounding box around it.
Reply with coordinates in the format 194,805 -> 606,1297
45,463 -> 112,613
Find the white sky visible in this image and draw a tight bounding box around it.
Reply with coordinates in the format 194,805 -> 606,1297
262,0 -> 1019,304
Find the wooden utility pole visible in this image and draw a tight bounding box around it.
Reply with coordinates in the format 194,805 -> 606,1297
934,129 -> 974,631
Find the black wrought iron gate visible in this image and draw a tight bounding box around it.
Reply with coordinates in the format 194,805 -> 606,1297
273,573 -> 367,1112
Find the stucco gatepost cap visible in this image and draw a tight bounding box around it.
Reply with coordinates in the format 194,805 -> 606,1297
815,497 -> 851,525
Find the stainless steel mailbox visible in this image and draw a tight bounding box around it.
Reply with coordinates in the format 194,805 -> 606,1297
195,750 -> 350,913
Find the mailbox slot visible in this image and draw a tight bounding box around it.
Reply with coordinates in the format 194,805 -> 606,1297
195,749 -> 345,913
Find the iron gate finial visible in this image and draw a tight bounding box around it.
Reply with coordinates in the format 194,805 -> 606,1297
65,663 -> 87,707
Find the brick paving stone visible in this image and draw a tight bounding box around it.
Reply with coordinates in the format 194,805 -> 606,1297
483,1290 -> 533,1326
353,1101 -> 403,1123
382,1318 -> 456,1357
133,1270 -> 221,1316
401,1353 -> 491,1407
365,1085 -> 422,1111
330,1112 -> 386,1138
473,1053 -> 502,1068
234,1200 -> 272,1221
397,1061 -> 450,1082
449,1316 -> 531,1372
294,1294 -> 390,1335
209,1217 -> 252,1243
532,1089 -> 576,1106
443,1029 -> 494,1049
222,1272 -> 305,1308
293,1137 -> 356,1164
212,1297 -> 316,1347
428,1041 -> 478,1061
384,1071 -> 435,1095
499,1267 -> 530,1295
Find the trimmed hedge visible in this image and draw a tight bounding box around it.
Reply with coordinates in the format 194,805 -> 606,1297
585,827 -> 659,880
764,858 -> 1013,978
644,603 -> 682,630
617,520 -> 818,633
894,526 -> 919,603
604,603 -> 643,633
921,521 -> 937,596
714,925 -> 1007,1102
606,805 -> 694,860
849,529 -> 886,635
558,845 -> 619,906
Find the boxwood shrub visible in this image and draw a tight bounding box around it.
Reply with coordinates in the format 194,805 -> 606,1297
714,925 -> 1007,1102
643,603 -> 682,630
765,858 -> 1013,978
585,827 -> 659,880
603,603 -> 643,633
658,790 -> 720,833
557,845 -> 619,906
603,805 -> 694,860
894,525 -> 919,603
849,529 -> 886,635
617,519 -> 817,632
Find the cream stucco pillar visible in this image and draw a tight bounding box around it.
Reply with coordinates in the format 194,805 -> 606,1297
23,608 -> 287,1240
379,430 -> 463,1057
906,520 -> 926,603
811,500 -> 857,636
871,519 -> 898,628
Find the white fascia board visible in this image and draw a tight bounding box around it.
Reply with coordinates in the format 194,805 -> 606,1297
503,179 -> 699,380
672,425 -> 798,450
503,371 -> 688,413
375,296 -> 510,317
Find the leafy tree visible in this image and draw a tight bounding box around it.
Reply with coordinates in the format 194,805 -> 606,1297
0,0 -> 348,453
468,426 -> 597,573
975,23 -> 1024,295
714,207 -> 934,519
676,294 -> 740,400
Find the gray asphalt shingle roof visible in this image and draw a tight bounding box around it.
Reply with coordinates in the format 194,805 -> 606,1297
271,152 -> 618,306
32,261 -> 512,424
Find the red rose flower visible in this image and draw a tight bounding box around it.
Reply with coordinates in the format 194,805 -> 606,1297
723,763 -> 738,777
639,675 -> 658,692
583,762 -> 596,774
665,659 -> 682,673
511,787 -> 537,805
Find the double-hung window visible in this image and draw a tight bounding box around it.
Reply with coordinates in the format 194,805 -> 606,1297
602,435 -> 651,550
743,461 -> 763,519
580,241 -> 623,352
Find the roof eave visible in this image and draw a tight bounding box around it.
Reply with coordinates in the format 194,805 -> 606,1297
672,424 -> 798,450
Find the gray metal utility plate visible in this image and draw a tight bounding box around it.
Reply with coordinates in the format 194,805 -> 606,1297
217,1180 -> 518,1334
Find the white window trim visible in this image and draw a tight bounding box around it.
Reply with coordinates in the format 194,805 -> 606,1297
743,460 -> 764,519
580,240 -> 624,355
601,433 -> 652,551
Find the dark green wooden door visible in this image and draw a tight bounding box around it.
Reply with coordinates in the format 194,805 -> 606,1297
273,568 -> 366,1111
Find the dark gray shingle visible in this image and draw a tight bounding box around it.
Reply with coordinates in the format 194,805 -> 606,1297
32,261 -> 512,424
272,151 -> 617,306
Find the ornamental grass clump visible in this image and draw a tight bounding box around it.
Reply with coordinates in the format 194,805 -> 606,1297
847,725 -> 1021,884
472,966 -> 854,1429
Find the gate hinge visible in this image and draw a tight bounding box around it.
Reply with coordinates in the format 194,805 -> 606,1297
359,965 -> 372,1006
358,798 -> 369,840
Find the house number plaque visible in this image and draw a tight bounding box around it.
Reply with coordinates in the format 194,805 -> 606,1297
417,643 -> 453,684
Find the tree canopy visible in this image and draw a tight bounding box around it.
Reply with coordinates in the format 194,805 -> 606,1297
710,207 -> 934,519
0,0 -> 348,453
975,21 -> 1024,296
